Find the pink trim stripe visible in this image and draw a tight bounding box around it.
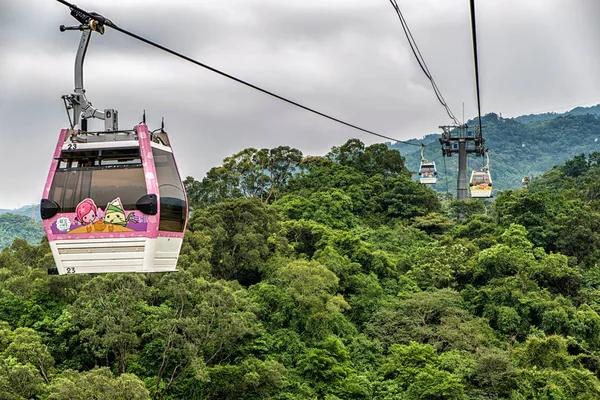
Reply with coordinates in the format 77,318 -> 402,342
42,129 -> 69,199
137,124 -> 160,239
50,231 -> 151,240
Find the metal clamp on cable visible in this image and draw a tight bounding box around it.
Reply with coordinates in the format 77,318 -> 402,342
88,19 -> 104,34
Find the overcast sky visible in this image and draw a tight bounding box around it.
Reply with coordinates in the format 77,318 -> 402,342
1,0 -> 600,209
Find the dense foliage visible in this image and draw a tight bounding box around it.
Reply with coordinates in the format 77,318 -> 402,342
0,213 -> 44,249
3,140 -> 600,398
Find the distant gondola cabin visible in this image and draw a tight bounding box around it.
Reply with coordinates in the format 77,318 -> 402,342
469,170 -> 492,198
418,161 -> 438,184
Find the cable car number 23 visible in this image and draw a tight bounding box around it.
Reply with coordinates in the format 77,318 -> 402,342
65,267 -> 76,274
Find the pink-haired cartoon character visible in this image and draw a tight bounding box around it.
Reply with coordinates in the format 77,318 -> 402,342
74,198 -> 99,233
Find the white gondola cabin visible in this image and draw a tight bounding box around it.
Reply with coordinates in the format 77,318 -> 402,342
418,161 -> 438,184
469,169 -> 492,198
418,144 -> 438,184
469,151 -> 492,198
41,127 -> 188,274
40,9 -> 187,274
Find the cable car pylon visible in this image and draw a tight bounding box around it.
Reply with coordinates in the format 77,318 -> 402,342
439,124 -> 486,201
437,0 -> 491,202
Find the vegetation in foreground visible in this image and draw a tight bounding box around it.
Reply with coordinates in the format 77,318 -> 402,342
2,139 -> 600,399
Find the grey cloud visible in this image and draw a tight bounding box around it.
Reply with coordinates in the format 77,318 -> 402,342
2,0 -> 600,208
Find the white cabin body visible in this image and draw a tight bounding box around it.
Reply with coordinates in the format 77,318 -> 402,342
469,170 -> 493,198
41,125 -> 188,274
418,161 -> 438,184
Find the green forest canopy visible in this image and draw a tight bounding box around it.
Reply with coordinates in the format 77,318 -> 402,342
3,140 -> 600,398
0,213 -> 44,250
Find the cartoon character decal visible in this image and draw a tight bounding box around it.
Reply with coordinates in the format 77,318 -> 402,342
49,197 -> 147,235
75,198 -> 99,233
55,217 -> 72,232
102,198 -> 137,232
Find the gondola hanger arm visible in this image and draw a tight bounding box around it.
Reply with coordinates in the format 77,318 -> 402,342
59,2 -> 118,131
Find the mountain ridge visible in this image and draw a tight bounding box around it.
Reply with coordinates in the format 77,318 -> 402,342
0,204 -> 41,222
390,104 -> 600,193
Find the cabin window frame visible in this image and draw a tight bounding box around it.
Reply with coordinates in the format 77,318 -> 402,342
48,147 -> 147,213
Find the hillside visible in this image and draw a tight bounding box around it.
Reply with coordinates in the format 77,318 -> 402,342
392,104 -> 600,194
0,204 -> 41,222
0,205 -> 43,248
0,213 -> 44,249
2,144 -> 600,398
514,104 -> 600,123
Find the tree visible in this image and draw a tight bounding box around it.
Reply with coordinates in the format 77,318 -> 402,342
494,190 -> 571,251
556,207 -> 600,267
0,356 -> 45,399
44,367 -> 150,400
382,175 -> 441,220
184,146 -> 303,209
203,357 -> 287,400
470,348 -> 516,399
511,334 -> 600,399
188,198 -> 282,285
274,189 -> 358,229
270,259 -> 351,340
69,274 -> 150,373
367,289 -> 494,352
142,273 -> 259,400
297,336 -> 354,397
4,327 -> 54,383
561,153 -> 588,178
378,342 -> 467,399
328,139 -> 408,177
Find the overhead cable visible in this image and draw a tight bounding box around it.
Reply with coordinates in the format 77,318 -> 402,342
469,0 -> 484,137
55,0 -> 422,147
389,0 -> 461,125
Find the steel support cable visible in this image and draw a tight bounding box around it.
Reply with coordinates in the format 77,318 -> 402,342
392,0 -> 459,125
392,1 -> 451,113
389,0 -> 460,125
55,0 -> 422,147
389,0 -> 432,80
469,0 -> 484,139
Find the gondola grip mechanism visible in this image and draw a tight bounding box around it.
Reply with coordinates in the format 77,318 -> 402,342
59,7 -> 117,132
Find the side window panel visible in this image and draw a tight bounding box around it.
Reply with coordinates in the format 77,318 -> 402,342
152,148 -> 186,232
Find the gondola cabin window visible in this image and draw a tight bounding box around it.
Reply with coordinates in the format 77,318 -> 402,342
48,148 -> 147,213
471,172 -> 491,185
152,148 -> 186,232
420,165 -> 436,174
